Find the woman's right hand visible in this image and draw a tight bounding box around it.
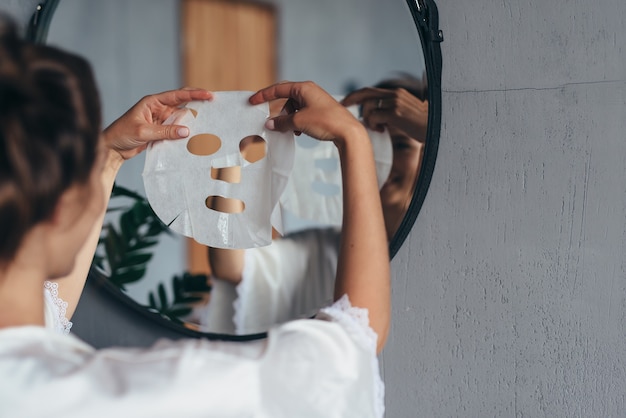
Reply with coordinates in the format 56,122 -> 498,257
103,87 -> 213,166
249,81 -> 366,147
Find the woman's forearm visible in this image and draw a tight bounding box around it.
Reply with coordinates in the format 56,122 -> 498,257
55,149 -> 122,319
333,125 -> 391,353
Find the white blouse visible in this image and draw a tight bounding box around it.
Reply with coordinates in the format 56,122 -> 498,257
43,280 -> 73,335
199,228 -> 340,335
0,294 -> 384,418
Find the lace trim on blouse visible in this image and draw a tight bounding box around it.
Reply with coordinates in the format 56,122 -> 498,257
43,281 -> 73,335
316,295 -> 385,418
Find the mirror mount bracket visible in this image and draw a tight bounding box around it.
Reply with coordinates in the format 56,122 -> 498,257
25,0 -> 60,44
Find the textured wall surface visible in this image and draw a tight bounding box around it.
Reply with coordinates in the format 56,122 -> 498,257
381,1 -> 626,416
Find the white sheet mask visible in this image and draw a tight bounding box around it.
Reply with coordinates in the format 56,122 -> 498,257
279,100 -> 392,228
143,92 -> 294,249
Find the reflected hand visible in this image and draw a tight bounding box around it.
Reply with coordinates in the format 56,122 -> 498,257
103,87 -> 213,163
249,81 -> 365,146
341,87 -> 428,142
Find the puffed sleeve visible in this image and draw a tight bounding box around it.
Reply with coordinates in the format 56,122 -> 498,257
0,299 -> 383,417
258,295 -> 384,418
43,281 -> 73,334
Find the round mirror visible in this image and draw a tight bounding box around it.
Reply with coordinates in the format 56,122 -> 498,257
43,0 -> 442,339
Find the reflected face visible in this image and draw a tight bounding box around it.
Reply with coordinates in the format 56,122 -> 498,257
380,126 -> 424,239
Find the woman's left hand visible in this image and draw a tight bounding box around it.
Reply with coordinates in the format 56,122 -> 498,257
102,87 -> 213,163
341,87 -> 428,142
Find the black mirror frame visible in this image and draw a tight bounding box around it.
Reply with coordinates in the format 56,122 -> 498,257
28,0 -> 442,341
25,0 -> 59,44
389,0 -> 443,258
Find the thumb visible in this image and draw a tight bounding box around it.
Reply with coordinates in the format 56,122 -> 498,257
143,124 -> 190,142
265,115 -> 295,133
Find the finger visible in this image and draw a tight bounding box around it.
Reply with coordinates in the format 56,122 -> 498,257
250,81 -> 311,105
180,86 -> 208,91
152,89 -> 213,107
265,114 -> 296,133
341,87 -> 394,107
281,98 -> 299,115
141,124 -> 190,142
361,99 -> 380,118
363,109 -> 392,131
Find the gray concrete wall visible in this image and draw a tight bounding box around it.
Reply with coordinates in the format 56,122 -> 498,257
380,1 -> 626,416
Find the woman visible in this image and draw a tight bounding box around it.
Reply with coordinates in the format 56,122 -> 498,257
0,18 -> 389,417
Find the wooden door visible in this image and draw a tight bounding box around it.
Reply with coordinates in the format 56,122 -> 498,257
181,0 -> 277,275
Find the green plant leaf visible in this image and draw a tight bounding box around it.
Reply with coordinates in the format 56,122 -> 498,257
157,283 -> 168,310
117,253 -> 153,269
111,266 -> 147,286
127,238 -> 159,252
119,210 -> 138,244
112,184 -> 146,201
148,293 -> 157,310
131,201 -> 152,224
166,307 -> 193,318
177,295 -> 204,304
103,226 -> 121,270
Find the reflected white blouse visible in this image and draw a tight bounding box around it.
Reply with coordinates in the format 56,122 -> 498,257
200,228 -> 340,335
0,293 -> 384,417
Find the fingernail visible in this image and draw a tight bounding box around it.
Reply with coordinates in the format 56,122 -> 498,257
177,127 -> 189,137
265,119 -> 275,130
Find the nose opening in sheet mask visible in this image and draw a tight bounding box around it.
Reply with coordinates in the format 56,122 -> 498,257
211,166 -> 242,183
206,195 -> 246,214
187,133 -> 222,156
240,135 -> 267,163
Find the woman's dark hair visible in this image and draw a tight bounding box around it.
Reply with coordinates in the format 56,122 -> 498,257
0,16 -> 101,264
375,72 -> 428,101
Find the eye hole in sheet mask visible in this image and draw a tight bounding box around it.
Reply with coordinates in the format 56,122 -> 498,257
187,133 -> 222,156
239,135 -> 267,163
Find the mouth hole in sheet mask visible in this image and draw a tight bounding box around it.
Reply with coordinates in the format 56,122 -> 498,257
240,135 -> 266,163
187,133 -> 222,156
205,195 -> 246,214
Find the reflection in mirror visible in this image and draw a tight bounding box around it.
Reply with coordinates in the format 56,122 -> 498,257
46,0 -> 429,336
